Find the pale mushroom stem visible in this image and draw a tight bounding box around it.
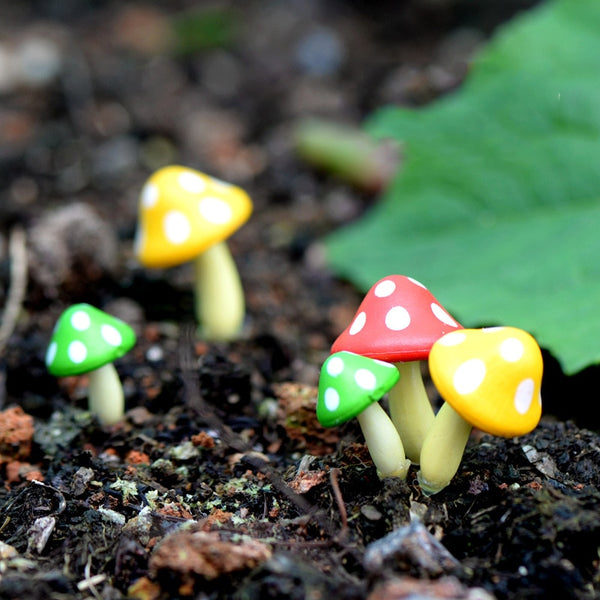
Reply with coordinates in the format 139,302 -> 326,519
356,402 -> 411,479
88,362 -> 125,426
388,361 -> 435,464
194,241 -> 245,341
417,402 -> 472,495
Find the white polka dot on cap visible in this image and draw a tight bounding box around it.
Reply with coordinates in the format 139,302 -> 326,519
514,378 -> 534,414
408,277 -> 427,288
199,196 -> 233,225
385,306 -> 411,331
500,337 -> 524,362
101,324 -> 122,347
326,355 -> 345,376
453,358 -> 486,395
355,368 -> 376,391
349,311 -> 366,335
141,183 -> 159,208
324,387 -> 340,411
163,210 -> 192,244
45,341 -> 57,366
71,310 -> 91,331
374,279 -> 396,298
178,171 -> 207,193
438,330 -> 467,347
431,303 -> 458,327
68,340 -> 88,364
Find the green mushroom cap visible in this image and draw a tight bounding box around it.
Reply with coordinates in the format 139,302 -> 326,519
317,350 -> 400,427
46,304 -> 136,377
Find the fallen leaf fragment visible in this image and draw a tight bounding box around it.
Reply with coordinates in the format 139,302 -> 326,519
149,528 -> 272,581
128,576 -> 162,600
203,509 -> 234,528
125,450 -> 151,465
4,460 -> 43,484
274,382 -> 340,455
0,541 -> 18,559
191,430 -> 216,449
0,406 -> 34,463
522,444 -> 559,479
288,468 -> 327,494
156,501 -> 193,520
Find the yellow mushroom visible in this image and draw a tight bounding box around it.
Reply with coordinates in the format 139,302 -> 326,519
418,326 -> 543,495
134,165 -> 252,341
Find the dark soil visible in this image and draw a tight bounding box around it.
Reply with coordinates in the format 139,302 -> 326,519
1,1 -> 599,599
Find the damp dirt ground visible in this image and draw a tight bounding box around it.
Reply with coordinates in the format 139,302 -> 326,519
1,1 -> 599,599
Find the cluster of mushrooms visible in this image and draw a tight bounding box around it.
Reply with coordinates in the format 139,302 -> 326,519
317,275 -> 544,495
46,165 -> 253,424
43,165 -> 544,497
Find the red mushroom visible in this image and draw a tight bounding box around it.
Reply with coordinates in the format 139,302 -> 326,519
331,275 -> 461,463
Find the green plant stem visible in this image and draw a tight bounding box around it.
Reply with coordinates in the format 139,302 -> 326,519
293,118 -> 399,193
388,361 -> 435,464
417,402 -> 472,495
356,402 -> 411,479
194,241 -> 245,341
88,362 -> 124,425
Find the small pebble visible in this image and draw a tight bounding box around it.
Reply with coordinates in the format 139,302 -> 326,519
146,345 -> 164,362
295,27 -> 345,76
360,505 -> 383,521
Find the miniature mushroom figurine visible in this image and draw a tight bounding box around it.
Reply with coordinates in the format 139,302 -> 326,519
134,165 -> 253,341
418,327 -> 543,495
331,275 -> 461,464
317,350 -> 411,479
46,304 -> 136,425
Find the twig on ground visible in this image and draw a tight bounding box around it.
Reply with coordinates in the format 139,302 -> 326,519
77,555 -> 105,599
0,226 -> 28,355
329,468 -> 348,540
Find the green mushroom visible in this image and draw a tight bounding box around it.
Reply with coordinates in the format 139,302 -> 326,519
46,304 -> 136,425
317,351 -> 410,479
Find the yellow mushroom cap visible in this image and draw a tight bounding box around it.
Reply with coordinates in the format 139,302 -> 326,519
134,165 -> 253,269
429,327 -> 543,437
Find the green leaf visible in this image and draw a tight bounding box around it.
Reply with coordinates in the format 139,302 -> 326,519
324,0 -> 600,375
171,8 -> 236,55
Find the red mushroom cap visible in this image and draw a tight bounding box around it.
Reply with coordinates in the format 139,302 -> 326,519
332,275 -> 461,362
